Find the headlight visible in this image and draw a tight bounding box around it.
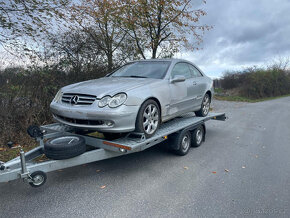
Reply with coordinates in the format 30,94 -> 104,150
98,96 -> 111,108
53,90 -> 62,102
98,93 -> 127,108
108,93 -> 127,108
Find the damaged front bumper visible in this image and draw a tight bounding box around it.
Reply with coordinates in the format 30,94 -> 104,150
50,101 -> 139,132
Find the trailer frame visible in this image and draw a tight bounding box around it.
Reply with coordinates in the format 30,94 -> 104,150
0,112 -> 226,187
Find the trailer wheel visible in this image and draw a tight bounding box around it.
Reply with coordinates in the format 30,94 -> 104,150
191,125 -> 204,147
29,171 -> 47,188
170,130 -> 192,156
44,136 -> 86,160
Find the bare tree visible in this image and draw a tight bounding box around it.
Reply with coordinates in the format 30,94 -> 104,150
0,0 -> 69,50
68,0 -> 136,71
121,0 -> 211,59
45,29 -> 104,71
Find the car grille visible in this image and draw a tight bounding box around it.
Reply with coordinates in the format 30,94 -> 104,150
55,114 -> 104,126
62,93 -> 96,105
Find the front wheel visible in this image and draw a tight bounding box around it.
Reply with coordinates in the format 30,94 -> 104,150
135,99 -> 160,138
195,93 -> 211,117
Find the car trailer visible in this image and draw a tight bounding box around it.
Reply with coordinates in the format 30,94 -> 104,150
0,112 -> 226,188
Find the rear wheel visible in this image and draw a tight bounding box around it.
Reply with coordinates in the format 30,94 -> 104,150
170,130 -> 192,156
191,125 -> 204,147
195,93 -> 210,117
135,99 -> 160,138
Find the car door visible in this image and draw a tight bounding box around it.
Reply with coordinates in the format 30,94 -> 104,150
187,64 -> 208,106
168,62 -> 193,116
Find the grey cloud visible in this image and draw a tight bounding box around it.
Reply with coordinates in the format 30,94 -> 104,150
182,0 -> 290,77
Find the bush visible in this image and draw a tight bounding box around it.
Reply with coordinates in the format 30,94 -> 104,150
219,66 -> 290,99
0,66 -> 107,146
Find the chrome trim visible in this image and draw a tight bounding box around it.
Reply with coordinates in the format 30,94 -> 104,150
62,93 -> 96,105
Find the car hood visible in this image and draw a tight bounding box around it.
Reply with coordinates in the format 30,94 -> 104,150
61,77 -> 160,98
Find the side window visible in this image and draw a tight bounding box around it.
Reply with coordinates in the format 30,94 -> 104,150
171,63 -> 192,79
188,64 -> 203,77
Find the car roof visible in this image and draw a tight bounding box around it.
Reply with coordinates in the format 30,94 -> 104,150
131,58 -> 191,64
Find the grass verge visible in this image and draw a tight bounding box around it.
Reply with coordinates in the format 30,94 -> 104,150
214,93 -> 290,103
0,131 -> 105,163
0,144 -> 39,162
1,92 -> 290,162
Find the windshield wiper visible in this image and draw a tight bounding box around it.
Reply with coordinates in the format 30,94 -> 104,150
127,75 -> 148,78
111,75 -> 148,78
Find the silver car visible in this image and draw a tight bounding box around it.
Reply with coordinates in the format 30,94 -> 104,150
50,59 -> 213,138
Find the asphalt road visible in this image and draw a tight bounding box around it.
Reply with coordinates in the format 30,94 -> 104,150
0,97 -> 290,218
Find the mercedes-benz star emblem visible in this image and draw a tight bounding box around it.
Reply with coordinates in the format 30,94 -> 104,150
70,95 -> 79,105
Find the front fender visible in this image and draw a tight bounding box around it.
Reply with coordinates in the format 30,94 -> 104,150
125,80 -> 170,118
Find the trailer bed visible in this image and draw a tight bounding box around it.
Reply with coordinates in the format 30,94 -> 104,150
0,112 -> 226,187
41,112 -> 225,152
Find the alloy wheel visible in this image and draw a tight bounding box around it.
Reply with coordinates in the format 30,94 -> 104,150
202,95 -> 210,115
143,104 -> 159,135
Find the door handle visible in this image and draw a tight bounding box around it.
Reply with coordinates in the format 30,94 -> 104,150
192,81 -> 197,85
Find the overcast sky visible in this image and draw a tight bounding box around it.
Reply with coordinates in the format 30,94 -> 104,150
177,0 -> 290,78
2,0 -> 290,77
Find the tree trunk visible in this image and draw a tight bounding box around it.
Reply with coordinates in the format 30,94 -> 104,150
152,46 -> 157,59
107,52 -> 113,72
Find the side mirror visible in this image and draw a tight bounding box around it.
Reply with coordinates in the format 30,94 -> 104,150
170,75 -> 186,83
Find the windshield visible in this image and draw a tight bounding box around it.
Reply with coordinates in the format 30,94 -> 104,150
110,61 -> 171,79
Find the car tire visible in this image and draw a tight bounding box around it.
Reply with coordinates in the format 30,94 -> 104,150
135,99 -> 160,138
170,129 -> 192,156
191,125 -> 204,147
195,93 -> 211,117
44,136 -> 86,160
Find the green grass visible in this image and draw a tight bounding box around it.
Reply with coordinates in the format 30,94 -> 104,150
214,88 -> 224,94
214,93 -> 290,103
0,131 -> 106,163
0,144 -> 38,162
